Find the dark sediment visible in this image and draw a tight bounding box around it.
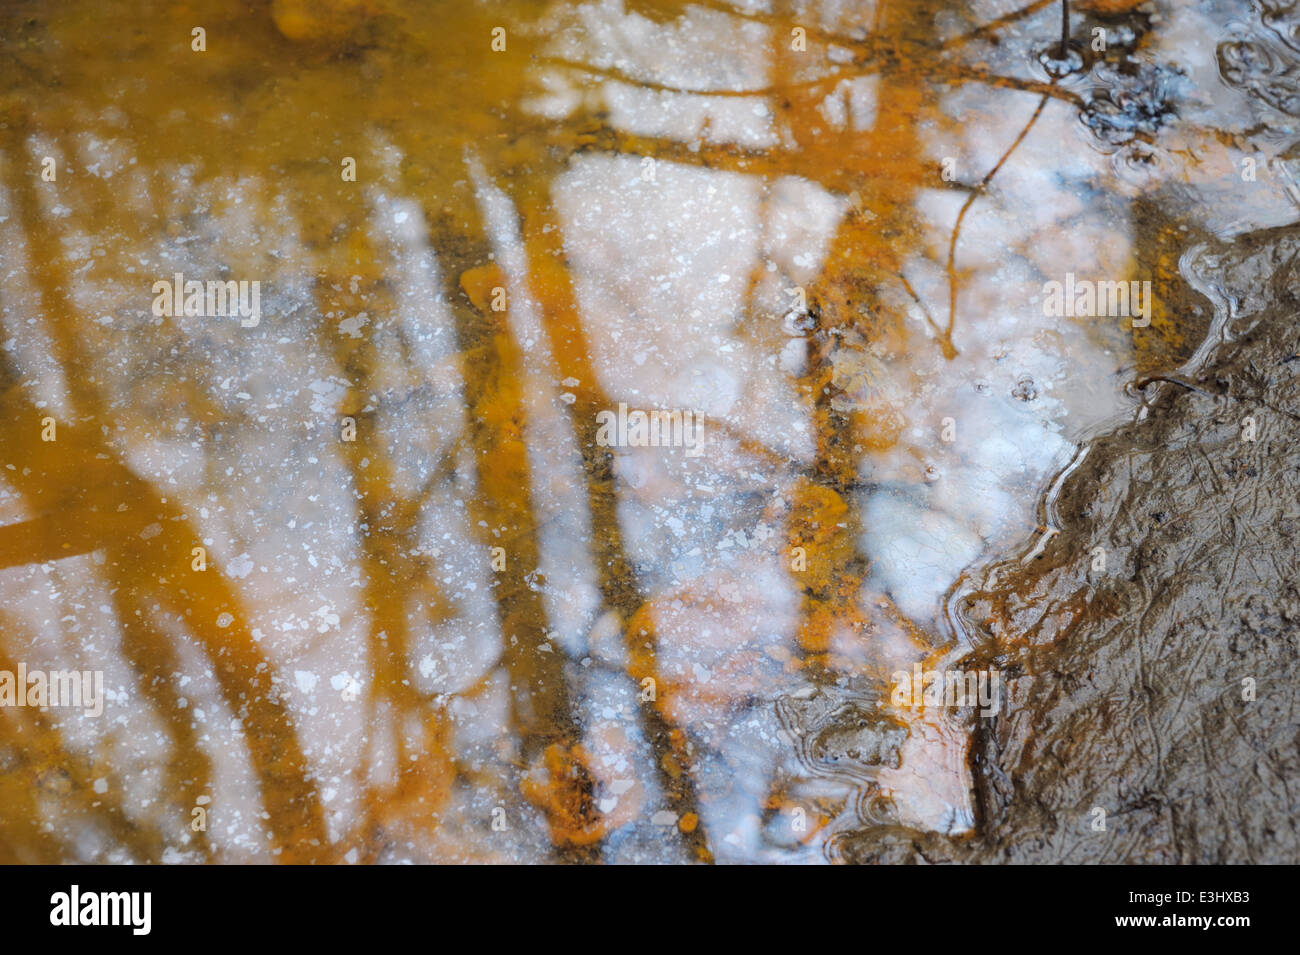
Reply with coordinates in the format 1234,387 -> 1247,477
841,223 -> 1300,864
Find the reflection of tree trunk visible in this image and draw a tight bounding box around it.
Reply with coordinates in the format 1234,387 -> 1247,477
417,190 -> 603,861
507,174 -> 716,863
776,0 -> 936,662
0,139 -> 330,862
109,584 -> 216,861
0,354 -> 331,860
293,192 -> 454,855
0,638 -> 165,863
0,710 -> 70,863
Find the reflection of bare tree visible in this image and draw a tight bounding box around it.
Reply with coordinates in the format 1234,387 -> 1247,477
0,0 -> 1192,862
1,120 -> 330,861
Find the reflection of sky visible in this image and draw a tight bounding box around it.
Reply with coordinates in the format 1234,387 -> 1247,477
1,0 -> 1297,863
508,0 -> 1300,858
505,1 -> 1139,857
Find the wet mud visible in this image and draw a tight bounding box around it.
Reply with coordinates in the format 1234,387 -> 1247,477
840,222 -> 1300,863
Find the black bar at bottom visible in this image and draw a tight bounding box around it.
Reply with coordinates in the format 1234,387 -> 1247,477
0,864 -> 1274,943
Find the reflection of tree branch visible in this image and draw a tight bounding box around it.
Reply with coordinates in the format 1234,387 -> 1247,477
1059,0 -> 1071,60
897,270 -> 947,346
937,67 -> 1084,108
543,57 -> 847,99
944,93 -> 1050,350
749,0 -> 902,833
0,360 -> 332,860
546,45 -> 1086,120
945,0 -> 1060,50
604,128 -> 806,179
709,418 -> 807,474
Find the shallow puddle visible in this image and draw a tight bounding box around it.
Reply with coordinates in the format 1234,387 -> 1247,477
0,0 -> 1295,862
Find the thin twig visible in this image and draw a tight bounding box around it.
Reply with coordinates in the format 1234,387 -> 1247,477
944,93 -> 1051,351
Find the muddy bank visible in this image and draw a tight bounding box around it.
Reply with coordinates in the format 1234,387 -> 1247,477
839,222 -> 1300,864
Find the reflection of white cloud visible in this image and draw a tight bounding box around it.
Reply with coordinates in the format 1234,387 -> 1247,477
863,493 -> 984,622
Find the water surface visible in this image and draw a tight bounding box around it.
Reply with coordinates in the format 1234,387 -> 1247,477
0,0 -> 1294,862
